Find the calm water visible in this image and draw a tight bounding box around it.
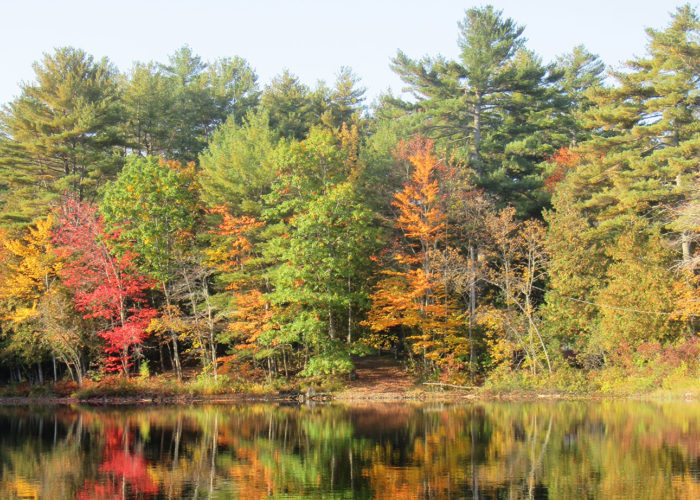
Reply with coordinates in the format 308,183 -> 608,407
0,401 -> 698,499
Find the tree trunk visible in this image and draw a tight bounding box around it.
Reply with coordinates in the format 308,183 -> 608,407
183,271 -> 208,368
328,306 -> 336,340
347,277 -> 352,343
159,344 -> 166,373
469,246 -> 477,382
203,281 -> 218,380
162,281 -> 182,381
471,91 -> 482,174
676,175 -> 692,263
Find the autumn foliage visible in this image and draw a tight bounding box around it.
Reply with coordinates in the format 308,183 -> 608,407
365,139 -> 465,374
544,147 -> 580,193
53,198 -> 156,375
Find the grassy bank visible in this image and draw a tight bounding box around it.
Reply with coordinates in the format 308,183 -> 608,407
0,371 -> 697,405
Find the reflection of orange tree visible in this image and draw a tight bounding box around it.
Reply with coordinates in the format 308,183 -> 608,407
359,402 -> 700,500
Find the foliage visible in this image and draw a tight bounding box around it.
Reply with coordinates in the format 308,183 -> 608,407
53,197 -> 156,375
390,6 -> 573,216
0,47 -> 124,224
1,5 -> 700,392
364,139 -> 465,375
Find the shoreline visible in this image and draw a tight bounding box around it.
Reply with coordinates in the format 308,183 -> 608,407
0,388 -> 696,406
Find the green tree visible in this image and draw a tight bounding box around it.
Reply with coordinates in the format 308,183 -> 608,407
259,128 -> 380,374
100,156 -> 198,379
198,110 -> 278,211
0,47 -> 124,224
391,6 -> 567,216
121,62 -> 176,156
553,45 -> 605,145
204,56 -> 260,125
545,5 -> 700,363
269,181 -> 380,375
158,46 -> 259,162
261,70 -> 314,140
320,67 -> 366,130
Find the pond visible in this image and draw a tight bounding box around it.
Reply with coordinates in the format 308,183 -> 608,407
0,401 -> 698,499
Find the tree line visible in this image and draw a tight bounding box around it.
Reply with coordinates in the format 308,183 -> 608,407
0,4 -> 698,390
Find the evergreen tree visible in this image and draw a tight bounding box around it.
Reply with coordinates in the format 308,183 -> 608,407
158,46 -> 259,162
553,45 -> 605,144
205,56 -> 260,126
391,6 -> 567,216
198,110 -> 278,211
0,47 -> 124,224
545,5 -> 700,362
121,62 -> 176,156
320,67 -> 366,130
261,70 -> 314,140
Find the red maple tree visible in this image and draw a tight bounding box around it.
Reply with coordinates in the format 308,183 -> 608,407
53,197 -> 156,375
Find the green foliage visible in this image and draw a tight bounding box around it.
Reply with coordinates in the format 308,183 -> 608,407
261,130 -> 381,366
0,47 -> 124,224
553,45 -> 605,144
121,62 -> 177,156
198,110 -> 278,210
261,70 -> 315,140
300,347 -> 354,377
261,68 -> 366,141
121,47 -> 259,162
100,155 -> 196,282
139,359 -> 150,379
544,5 -> 700,368
391,6 -> 572,216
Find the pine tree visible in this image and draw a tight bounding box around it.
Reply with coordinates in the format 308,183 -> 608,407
545,5 -> 700,361
121,62 -> 176,156
261,70 -> 314,140
553,45 -> 605,145
0,47 -> 124,224
198,110 -> 278,210
391,6 -> 567,216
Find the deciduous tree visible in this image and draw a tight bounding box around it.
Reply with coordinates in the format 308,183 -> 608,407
54,198 -> 156,375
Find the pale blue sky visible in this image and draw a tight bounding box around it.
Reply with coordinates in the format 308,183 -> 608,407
0,0 -> 688,106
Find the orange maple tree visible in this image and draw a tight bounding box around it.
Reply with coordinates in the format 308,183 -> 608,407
207,206 -> 272,356
364,138 -> 464,374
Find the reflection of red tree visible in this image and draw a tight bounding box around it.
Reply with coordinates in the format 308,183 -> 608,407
76,480 -> 121,500
76,426 -> 158,499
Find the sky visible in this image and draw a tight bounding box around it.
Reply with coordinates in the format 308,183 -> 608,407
0,0 -> 688,106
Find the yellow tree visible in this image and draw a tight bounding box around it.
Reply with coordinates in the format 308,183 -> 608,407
480,208 -> 552,374
0,216 -> 61,322
364,139 -> 464,376
0,216 -> 85,382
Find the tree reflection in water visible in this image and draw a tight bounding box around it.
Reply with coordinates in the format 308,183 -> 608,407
0,401 -> 698,499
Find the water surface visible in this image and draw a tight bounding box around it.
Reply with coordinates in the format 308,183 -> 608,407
0,401 -> 698,499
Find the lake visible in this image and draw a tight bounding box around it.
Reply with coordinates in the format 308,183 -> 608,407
0,401 -> 698,499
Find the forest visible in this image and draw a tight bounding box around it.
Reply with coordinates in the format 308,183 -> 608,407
0,4 -> 698,395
